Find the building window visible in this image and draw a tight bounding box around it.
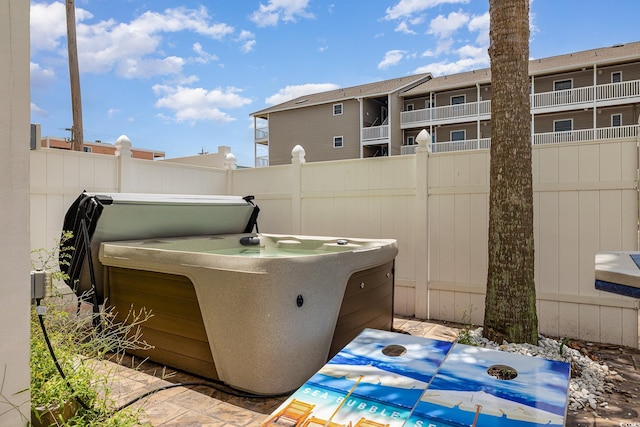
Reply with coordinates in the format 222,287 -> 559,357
611,113 -> 622,127
333,103 -> 343,116
451,95 -> 465,105
406,136 -> 415,146
611,72 -> 622,83
553,119 -> 572,132
83,146 -> 92,153
333,136 -> 343,148
406,104 -> 414,111
451,130 -> 466,141
553,79 -> 572,91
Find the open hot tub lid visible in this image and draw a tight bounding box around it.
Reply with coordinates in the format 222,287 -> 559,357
60,191 -> 260,304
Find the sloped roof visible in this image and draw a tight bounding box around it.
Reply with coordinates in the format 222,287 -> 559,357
252,73 -> 431,116
403,41 -> 640,96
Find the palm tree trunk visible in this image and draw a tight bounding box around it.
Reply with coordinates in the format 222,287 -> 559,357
483,0 -> 538,345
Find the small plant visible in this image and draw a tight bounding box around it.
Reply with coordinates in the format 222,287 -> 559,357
559,337 -> 570,356
456,305 -> 478,346
29,234 -> 154,426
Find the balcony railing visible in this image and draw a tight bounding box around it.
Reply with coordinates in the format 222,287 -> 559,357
596,79 -> 640,102
255,156 -> 269,167
401,145 -> 417,155
255,127 -> 269,141
401,79 -> 640,128
401,101 -> 491,127
432,138 -> 492,153
531,124 -> 639,145
362,125 -> 389,143
400,125 -> 638,156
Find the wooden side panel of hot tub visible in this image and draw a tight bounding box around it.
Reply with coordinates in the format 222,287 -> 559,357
329,260 -> 395,359
104,267 -> 219,380
104,260 -> 394,380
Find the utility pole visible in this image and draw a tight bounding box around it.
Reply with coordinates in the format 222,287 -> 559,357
66,0 -> 83,151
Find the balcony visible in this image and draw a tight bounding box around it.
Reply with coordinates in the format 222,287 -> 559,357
401,125 -> 639,155
361,124 -> 390,145
401,101 -> 491,128
531,124 -> 639,145
401,145 -> 418,155
255,127 -> 269,143
255,156 -> 269,167
433,138 -> 492,153
401,79 -> 640,128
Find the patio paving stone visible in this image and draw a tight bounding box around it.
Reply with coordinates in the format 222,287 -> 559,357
100,317 -> 639,426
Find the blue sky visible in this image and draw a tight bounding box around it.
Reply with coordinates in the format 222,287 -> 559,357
30,0 -> 640,166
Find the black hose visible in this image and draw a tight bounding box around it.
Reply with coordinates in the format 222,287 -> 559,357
36,301 -> 94,413
37,300 -> 289,420
110,380 -> 290,415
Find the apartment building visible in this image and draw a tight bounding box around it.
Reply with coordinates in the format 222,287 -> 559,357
252,41 -> 640,166
251,74 -> 432,166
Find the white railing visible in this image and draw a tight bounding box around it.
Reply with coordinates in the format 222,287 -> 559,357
401,145 -> 417,155
531,129 -> 594,145
255,127 -> 269,141
531,86 -> 594,109
401,109 -> 431,124
255,156 -> 269,167
362,125 -> 389,142
433,100 -> 491,121
596,124 -> 639,139
400,100 -> 490,126
596,79 -> 640,101
399,125 -> 639,155
432,138 -> 491,153
402,79 -> 640,127
532,124 -> 639,145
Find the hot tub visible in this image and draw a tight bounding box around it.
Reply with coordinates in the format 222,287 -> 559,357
60,192 -> 398,395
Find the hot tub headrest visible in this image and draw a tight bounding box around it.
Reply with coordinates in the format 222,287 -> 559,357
59,191 -> 260,304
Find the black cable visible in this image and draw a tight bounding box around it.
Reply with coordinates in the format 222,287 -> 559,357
110,380 -> 290,415
37,299 -> 289,420
35,300 -> 95,413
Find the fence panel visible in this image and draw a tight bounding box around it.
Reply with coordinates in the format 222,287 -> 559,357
29,136 -> 640,346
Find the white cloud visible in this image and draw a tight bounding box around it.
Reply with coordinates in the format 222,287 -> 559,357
30,1 -> 92,53
31,4 -> 236,80
236,30 -> 256,53
395,21 -> 416,35
31,102 -> 48,118
116,56 -> 185,79
384,0 -> 470,21
435,38 -> 455,55
414,43 -> 488,76
241,40 -> 257,53
193,43 -> 219,64
378,50 -> 406,70
468,12 -> 490,45
250,0 -> 314,27
265,83 -> 340,105
131,7 -> 234,40
428,10 -> 470,38
30,62 -> 56,89
152,85 -> 252,124
107,108 -> 121,118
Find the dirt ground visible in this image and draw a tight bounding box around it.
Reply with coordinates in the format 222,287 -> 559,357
563,338 -> 640,426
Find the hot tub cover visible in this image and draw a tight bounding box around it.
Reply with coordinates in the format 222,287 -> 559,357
59,191 -> 259,304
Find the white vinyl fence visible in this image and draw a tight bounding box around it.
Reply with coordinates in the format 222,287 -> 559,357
30,135 -> 640,347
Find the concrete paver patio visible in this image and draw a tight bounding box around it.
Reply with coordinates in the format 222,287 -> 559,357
99,317 -> 639,426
